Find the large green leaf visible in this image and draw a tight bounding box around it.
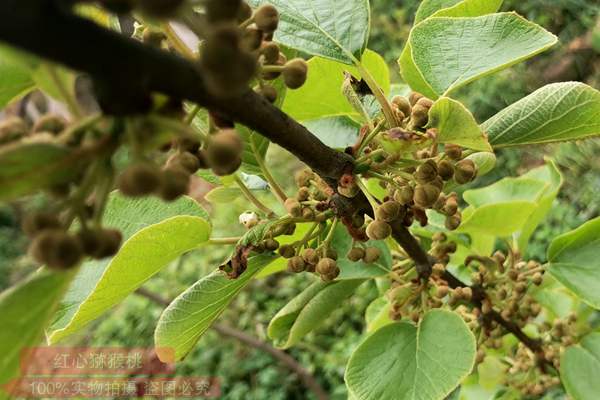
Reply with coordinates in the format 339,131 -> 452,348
458,162 -> 561,240
0,270 -> 74,396
0,143 -> 83,201
414,0 -> 503,23
49,193 -> 210,343
515,162 -> 562,252
561,333 -> 600,400
32,63 -> 77,105
547,217 -> 600,309
364,297 -> 392,333
248,0 -> 370,64
0,45 -> 37,107
399,13 -> 557,99
484,82 -> 600,147
427,97 -> 492,151
345,310 -> 476,400
268,279 -> 364,349
154,254 -> 277,361
283,50 -> 390,122
303,116 -> 361,149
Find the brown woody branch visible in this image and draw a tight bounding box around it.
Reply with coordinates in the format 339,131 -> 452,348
0,0 -> 544,362
136,288 -> 329,400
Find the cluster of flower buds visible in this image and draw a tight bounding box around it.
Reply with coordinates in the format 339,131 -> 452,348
200,0 -> 308,101
23,212 -> 122,270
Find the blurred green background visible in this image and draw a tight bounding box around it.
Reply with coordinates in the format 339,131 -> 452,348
1,1 -> 599,399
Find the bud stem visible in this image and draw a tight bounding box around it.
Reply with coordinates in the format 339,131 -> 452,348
249,134 -> 287,205
355,62 -> 399,128
233,174 -> 276,218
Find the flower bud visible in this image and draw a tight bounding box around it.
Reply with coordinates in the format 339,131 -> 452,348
375,201 -> 402,222
278,244 -> 295,259
394,185 -> 414,205
301,248 -> 320,265
363,247 -> 381,263
391,95 -> 411,116
287,256 -> 306,273
254,4 -> 280,32
284,198 -> 302,217
410,104 -> 429,128
413,184 -> 441,208
118,163 -> 162,197
408,92 -> 424,106
166,151 -> 201,174
444,144 -> 463,160
22,212 -> 62,238
158,167 -> 190,201
316,257 -> 337,276
283,58 -> 308,89
437,160 -> 455,181
366,220 -> 391,240
415,160 -> 438,183
30,230 -> 83,270
455,159 -> 477,184
445,213 -> 461,231
347,247 -> 365,262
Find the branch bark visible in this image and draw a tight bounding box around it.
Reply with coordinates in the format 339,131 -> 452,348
136,288 -> 329,400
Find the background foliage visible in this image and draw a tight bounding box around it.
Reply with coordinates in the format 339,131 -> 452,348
0,0 -> 599,399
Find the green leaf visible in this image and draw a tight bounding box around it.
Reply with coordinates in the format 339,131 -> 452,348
484,82 -> 600,147
345,310 -> 476,400
531,275 -> 578,320
547,217 -> 600,309
32,63 -> 77,105
268,279 -> 364,348
248,0 -> 370,64
399,13 -> 557,99
303,116 -> 360,148
515,162 -> 562,252
415,0 -> 503,23
329,223 -> 392,279
364,297 -> 392,333
427,97 -> 492,151
464,152 -> 496,177
49,193 -> 210,343
154,254 -> 277,361
561,333 -> 600,400
0,45 -> 37,107
0,270 -> 74,395
0,142 -> 82,201
458,162 -> 561,240
205,186 -> 244,203
283,50 -> 390,122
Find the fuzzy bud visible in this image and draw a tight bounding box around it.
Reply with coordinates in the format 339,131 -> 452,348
287,256 -> 306,273
455,159 -> 477,184
282,58 -> 308,89
375,201 -> 402,222
415,160 -> 438,183
413,184 -> 441,208
254,4 -> 280,33
366,220 -> 391,241
278,244 -> 295,259
437,160 -> 455,181
444,144 -> 463,160
347,247 -> 365,262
